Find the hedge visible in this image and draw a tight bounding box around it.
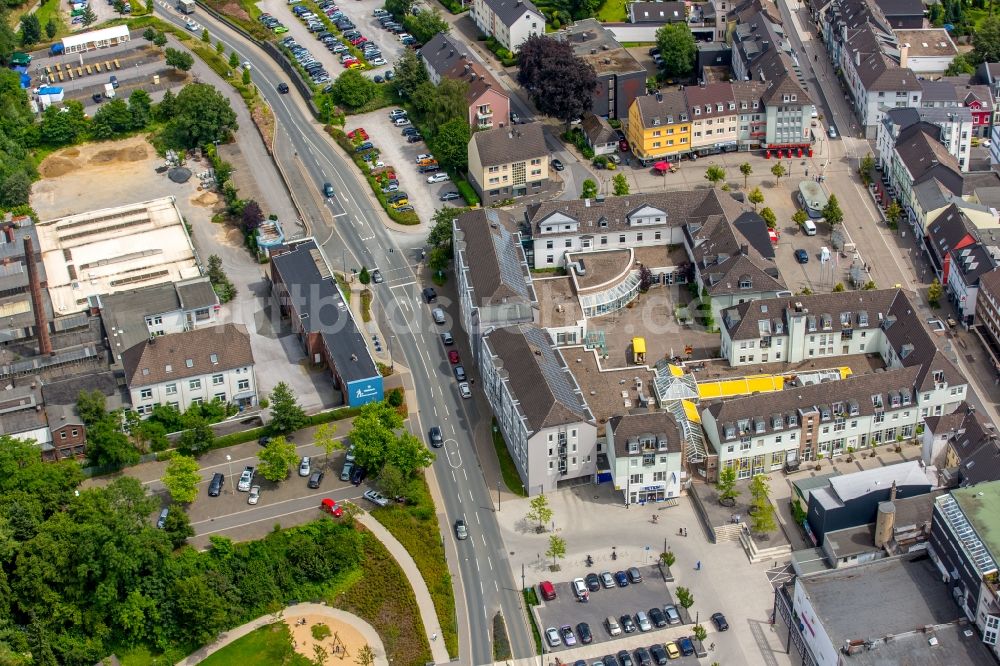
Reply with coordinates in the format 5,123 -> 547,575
455,178 -> 480,207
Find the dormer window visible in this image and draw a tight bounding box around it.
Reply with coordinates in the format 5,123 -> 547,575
771,414 -> 783,428
901,391 -> 911,406
848,400 -> 859,416
741,101 -> 748,109
629,439 -> 639,454
599,218 -> 608,227
819,405 -> 831,421
724,424 -> 737,439
729,102 -> 735,110
739,277 -> 752,289
754,418 -> 766,433
694,107 -> 701,115
872,394 -> 883,408
790,94 -> 796,101
933,370 -> 945,384
716,104 -> 723,112
788,413 -> 798,427
738,418 -> 751,434
890,392 -> 901,408
753,101 -> 759,109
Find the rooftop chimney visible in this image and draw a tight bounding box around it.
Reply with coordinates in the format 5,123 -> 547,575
899,43 -> 909,69
24,237 -> 52,356
3,226 -> 13,244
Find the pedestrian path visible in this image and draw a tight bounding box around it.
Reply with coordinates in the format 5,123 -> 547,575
354,512 -> 452,664
174,603 -> 386,665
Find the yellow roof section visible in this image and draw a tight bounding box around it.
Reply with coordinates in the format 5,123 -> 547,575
839,367 -> 852,379
682,400 -> 701,423
697,374 -> 786,400
668,364 -> 684,377
632,337 -> 646,354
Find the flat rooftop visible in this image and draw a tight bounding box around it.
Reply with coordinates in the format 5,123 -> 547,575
799,556 -> 959,644
952,482 -> 1000,566
823,524 -> 879,560
534,275 -> 585,330
895,29 -> 958,57
696,352 -> 884,381
36,197 -> 199,316
564,347 -> 655,428
560,18 -> 644,76
270,239 -> 378,384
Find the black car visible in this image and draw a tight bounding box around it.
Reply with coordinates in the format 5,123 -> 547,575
355,141 -> 374,152
277,82 -> 290,93
616,651 -> 634,666
208,472 -> 224,497
648,607 -> 667,628
258,435 -> 271,446
429,426 -> 444,448
92,93 -> 103,103
422,287 -> 437,303
402,127 -> 419,136
576,622 -> 592,644
407,134 -> 424,143
633,647 -> 652,666
648,644 -> 667,666
351,466 -> 367,486
602,656 -> 620,666
387,191 -> 408,203
453,364 -> 466,381
418,164 -> 439,173
711,612 -> 729,631
323,182 -> 335,198
307,471 -> 324,489
628,567 -> 643,583
620,614 -> 637,633
585,573 -> 601,592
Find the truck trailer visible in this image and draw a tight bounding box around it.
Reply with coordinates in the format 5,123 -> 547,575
177,0 -> 195,13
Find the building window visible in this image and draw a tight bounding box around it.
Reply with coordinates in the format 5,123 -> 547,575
189,379 -> 202,390
215,392 -> 226,402
630,473 -> 643,484
140,388 -> 153,400
60,431 -> 67,439
619,234 -> 626,244
238,379 -> 250,391
71,429 -> 78,437
191,397 -> 203,406
165,383 -> 177,395
212,373 -> 224,385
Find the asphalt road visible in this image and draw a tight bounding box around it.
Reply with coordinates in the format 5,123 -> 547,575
154,5 -> 532,663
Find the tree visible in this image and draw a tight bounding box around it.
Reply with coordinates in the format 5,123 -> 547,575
822,194 -> 844,227
90,98 -> 134,139
241,199 -> 264,233
87,417 -> 140,468
771,162 -> 786,185
704,165 -> 725,188
165,47 -> 194,72
392,48 -> 428,99
384,432 -> 433,478
355,644 -> 376,666
385,0 -> 414,18
749,474 -> 776,535
717,467 -> 738,505
760,207 -> 777,229
675,586 -> 694,609
885,200 -> 902,229
162,455 -> 201,504
428,206 -> 465,250
313,644 -> 330,666
863,279 -> 877,290
430,117 -> 471,172
739,162 -> 753,189
526,493 -> 553,531
166,83 -> 238,148
81,5 -> 98,26
655,23 -> 696,78
692,624 -> 708,642
177,417 -> 214,454
792,208 -> 808,227
40,99 -> 87,146
113,0 -> 127,16
545,534 -> 566,568
517,35 -> 597,124
162,507 -> 194,548
377,463 -> 409,498
428,246 -> 449,275
257,435 -> 298,482
206,254 -> 236,302
19,15 -> 40,47
128,89 -> 152,129
928,277 -> 943,307
45,18 -> 57,40
153,31 -> 167,48
228,51 -> 240,68
269,382 -> 307,434
748,186 -> 764,211
580,178 -> 598,199
76,389 -> 107,426
314,423 -> 341,464
833,282 -> 845,292
359,266 -> 371,285
155,88 -> 176,123
347,401 -> 432,477
242,68 -> 251,85
330,69 -> 379,109
201,28 -> 210,43
858,153 -> 875,185
660,550 -> 676,567
411,78 -> 468,136
403,9 -> 449,44
612,173 -> 630,196
972,16 -> 1000,64
143,27 -> 157,41
215,40 -> 225,55
638,265 -> 653,293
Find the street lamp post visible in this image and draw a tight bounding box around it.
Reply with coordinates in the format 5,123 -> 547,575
497,479 -> 501,512
225,454 -> 233,494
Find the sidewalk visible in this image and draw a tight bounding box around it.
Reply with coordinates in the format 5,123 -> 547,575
354,512 -> 451,665
174,602 -> 387,665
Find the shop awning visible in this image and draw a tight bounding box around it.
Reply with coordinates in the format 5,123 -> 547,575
632,337 -> 646,354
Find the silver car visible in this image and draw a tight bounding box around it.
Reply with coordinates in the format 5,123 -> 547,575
544,627 -> 561,647
636,610 -> 652,632
248,485 -> 261,505
299,456 -> 311,477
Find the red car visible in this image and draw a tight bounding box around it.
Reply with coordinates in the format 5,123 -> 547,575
350,36 -> 367,46
448,350 -> 460,364
347,128 -> 368,140
320,498 -> 343,517
618,139 -> 629,152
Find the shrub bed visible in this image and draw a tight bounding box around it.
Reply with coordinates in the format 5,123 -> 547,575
329,128 -> 420,225
455,177 -> 480,206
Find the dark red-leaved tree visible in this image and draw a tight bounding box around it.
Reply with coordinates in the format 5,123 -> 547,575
517,35 -> 597,125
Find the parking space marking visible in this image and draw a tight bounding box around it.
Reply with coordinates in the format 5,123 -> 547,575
332,212 -> 347,218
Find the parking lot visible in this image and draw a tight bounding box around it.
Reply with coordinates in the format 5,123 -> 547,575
346,109 -> 457,226
535,565 -> 681,653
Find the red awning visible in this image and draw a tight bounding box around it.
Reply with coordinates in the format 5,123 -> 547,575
654,161 -> 671,172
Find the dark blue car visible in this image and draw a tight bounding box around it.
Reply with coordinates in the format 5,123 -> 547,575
614,571 -> 630,587
677,636 -> 695,656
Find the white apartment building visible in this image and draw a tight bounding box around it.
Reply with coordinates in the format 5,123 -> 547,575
876,107 -> 973,172
472,0 -> 543,51
122,323 -> 257,415
479,325 -> 597,494
606,411 -> 685,504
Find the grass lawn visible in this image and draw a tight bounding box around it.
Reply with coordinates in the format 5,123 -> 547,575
370,476 -> 459,658
493,419 -> 527,496
596,0 -> 629,22
34,0 -> 68,40
200,623 -> 312,666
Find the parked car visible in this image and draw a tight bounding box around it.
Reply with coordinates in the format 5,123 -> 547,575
633,647 -> 652,666
432,307 -> 446,324
441,330 -> 454,345
454,519 -> 468,539
388,108 -> 407,120
795,248 -> 809,264
439,191 -> 461,201
351,466 -> 366,485
617,650 -> 634,666
585,573 -> 601,591
427,173 -> 450,184
208,473 -> 224,496
635,611 -> 651,632
651,643 -> 670,665
248,485 -> 261,504
429,426 -> 444,448
649,607 -> 667,628
364,489 -> 390,506
560,625 -> 576,646
307,471 -> 324,489
571,578 -> 589,600
407,134 -> 424,143
605,616 -> 622,636
371,269 -> 383,283
545,627 -> 561,648
539,580 -> 557,600
552,159 -> 565,171
156,508 -> 169,528
448,349 -> 460,364
615,571 -> 630,587
677,636 -> 695,656
711,612 -> 729,631
628,567 -> 643,583
422,287 -> 437,302
600,571 -> 615,588
298,456 -> 312,477
453,364 -> 466,381
664,604 -> 681,625
458,382 -> 471,398
340,461 -> 354,481
238,466 -> 255,491
576,622 -> 592,644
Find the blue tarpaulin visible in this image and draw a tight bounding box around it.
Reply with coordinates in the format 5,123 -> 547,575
18,73 -> 30,89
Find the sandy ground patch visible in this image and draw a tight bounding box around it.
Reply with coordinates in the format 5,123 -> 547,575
285,614 -> 372,664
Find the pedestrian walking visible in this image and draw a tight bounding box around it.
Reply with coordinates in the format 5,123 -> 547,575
695,561 -> 701,570
431,633 -> 437,642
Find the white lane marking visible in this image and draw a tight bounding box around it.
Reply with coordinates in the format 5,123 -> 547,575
333,212 -> 347,218
487,556 -> 493,571
470,489 -> 475,503
452,470 -> 457,483
475,512 -> 481,525
392,280 -> 416,288
481,534 -> 488,548
462,469 -> 468,481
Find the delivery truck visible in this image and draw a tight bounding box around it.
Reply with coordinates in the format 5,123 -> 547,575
104,83 -> 116,99
177,0 -> 195,13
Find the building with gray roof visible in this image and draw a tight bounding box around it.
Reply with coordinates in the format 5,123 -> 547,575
479,324 -> 596,494
606,411 -> 684,504
788,554 -> 996,665
468,122 -> 550,206
270,239 -> 383,408
471,0 -> 544,51
925,401 -> 1000,487
556,19 -> 646,119
453,208 -> 537,354
418,32 -> 511,130
0,219 -> 52,345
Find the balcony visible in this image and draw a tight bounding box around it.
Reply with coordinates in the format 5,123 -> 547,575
477,107 -> 493,120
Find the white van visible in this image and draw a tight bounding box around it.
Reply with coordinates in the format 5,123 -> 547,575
803,219 -> 817,236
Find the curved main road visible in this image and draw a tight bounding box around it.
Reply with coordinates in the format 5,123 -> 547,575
154,5 -> 533,664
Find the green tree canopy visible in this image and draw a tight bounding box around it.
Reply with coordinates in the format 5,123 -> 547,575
269,381 -> 307,434
655,23 -> 696,78
165,83 -> 238,148
612,173 -> 629,195
403,9 -> 449,43
972,16 -> 1000,64
90,98 -> 134,139
162,454 -> 201,504
165,47 -> 195,71
580,178 -> 598,199
822,193 -> 844,226
430,117 -> 471,172
392,48 -> 429,99
704,165 -> 725,187
257,435 -> 298,482
19,14 -> 40,47
330,69 -> 380,109
40,99 -> 87,146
